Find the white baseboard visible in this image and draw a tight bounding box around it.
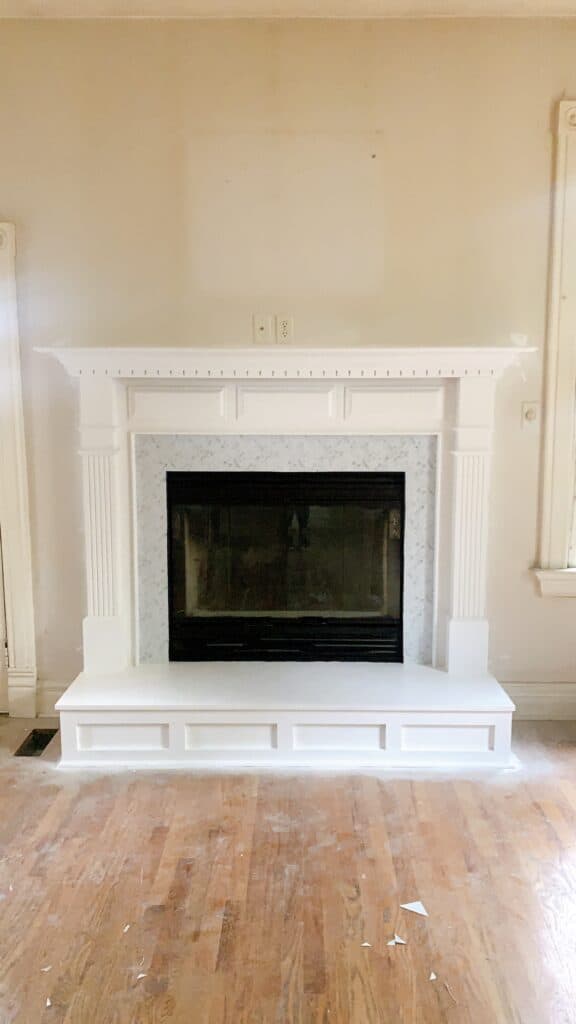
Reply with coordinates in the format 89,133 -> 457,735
504,682 -> 576,720
37,681 -> 67,717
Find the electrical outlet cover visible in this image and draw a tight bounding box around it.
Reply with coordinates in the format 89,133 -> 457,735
253,314 -> 273,345
276,316 -> 293,344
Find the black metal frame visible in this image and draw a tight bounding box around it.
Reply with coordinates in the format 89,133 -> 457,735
167,471 -> 405,662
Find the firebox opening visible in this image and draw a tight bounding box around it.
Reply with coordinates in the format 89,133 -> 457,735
167,471 -> 404,661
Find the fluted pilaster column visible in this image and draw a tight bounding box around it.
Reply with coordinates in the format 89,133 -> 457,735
447,376 -> 495,675
79,377 -> 129,674
83,451 -> 117,618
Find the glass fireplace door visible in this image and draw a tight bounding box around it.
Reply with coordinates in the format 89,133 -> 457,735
167,472 -> 404,662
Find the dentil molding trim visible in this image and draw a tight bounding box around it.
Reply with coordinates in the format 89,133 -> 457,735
37,344 -> 529,381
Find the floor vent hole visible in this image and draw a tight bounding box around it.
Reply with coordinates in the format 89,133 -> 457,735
14,728 -> 58,757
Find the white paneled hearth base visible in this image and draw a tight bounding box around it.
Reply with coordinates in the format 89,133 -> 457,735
40,345 -> 531,769
58,663 -> 514,768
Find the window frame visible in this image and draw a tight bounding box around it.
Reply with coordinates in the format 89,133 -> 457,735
535,101 -> 576,597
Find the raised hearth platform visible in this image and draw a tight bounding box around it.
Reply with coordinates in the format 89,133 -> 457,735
56,663 -> 514,768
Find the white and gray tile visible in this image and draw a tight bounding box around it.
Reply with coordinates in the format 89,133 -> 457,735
134,435 -> 437,665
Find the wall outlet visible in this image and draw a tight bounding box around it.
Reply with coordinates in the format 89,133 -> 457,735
253,314 -> 273,345
275,315 -> 294,344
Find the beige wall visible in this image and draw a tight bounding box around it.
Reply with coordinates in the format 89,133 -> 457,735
1,18 -> 575,689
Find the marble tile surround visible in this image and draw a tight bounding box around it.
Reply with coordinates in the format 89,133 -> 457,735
134,435 -> 437,665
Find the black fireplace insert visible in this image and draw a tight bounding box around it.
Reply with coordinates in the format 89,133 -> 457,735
167,471 -> 404,661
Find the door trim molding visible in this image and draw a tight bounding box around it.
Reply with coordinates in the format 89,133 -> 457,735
0,223 -> 37,716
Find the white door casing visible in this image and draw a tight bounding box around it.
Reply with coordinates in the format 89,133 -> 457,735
0,224 -> 37,716
0,535 -> 8,710
536,101 -> 576,596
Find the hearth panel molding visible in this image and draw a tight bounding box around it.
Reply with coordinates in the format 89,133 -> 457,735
57,706 -> 513,768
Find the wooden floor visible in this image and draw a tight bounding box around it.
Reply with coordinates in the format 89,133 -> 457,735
1,719 -> 576,1023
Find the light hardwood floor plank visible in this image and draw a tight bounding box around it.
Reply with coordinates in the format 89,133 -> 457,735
1,719 -> 576,1022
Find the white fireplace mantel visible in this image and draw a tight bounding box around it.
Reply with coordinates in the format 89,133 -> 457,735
39,343 -> 529,768
39,344 -> 525,381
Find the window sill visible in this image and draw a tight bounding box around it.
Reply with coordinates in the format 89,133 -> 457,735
534,568 -> 576,597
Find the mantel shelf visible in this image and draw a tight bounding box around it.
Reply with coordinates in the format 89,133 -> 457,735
37,345 -> 533,381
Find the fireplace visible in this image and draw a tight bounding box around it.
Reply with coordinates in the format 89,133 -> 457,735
42,344 -> 522,768
167,471 -> 405,661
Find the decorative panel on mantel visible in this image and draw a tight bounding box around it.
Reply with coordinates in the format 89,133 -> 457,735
134,434 -> 436,666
